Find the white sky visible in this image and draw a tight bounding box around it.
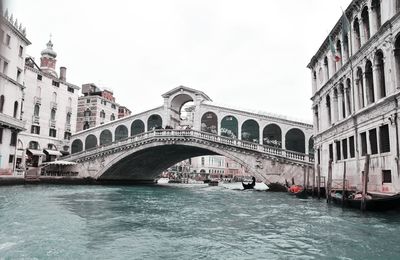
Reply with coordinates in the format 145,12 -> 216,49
5,0 -> 351,122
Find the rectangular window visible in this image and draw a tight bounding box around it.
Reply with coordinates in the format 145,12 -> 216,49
380,124 -> 390,153
382,170 -> 392,183
335,141 -> 341,161
317,148 -> 321,164
369,129 -> 378,155
329,143 -> 333,161
10,132 -> 17,146
342,139 -> 348,159
31,125 -> 40,135
64,132 -> 71,140
0,127 -> 2,143
349,136 -> 355,158
360,132 -> 367,156
3,61 -> 8,74
19,45 -> 23,57
67,87 -> 74,93
5,34 -> 10,46
8,155 -> 14,164
86,99 -> 90,103
52,80 -> 60,87
49,129 -> 57,138
37,74 -> 42,81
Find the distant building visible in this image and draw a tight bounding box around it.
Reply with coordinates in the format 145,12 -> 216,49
20,40 -> 80,167
190,156 -> 245,180
0,12 -> 30,176
76,84 -> 131,132
308,1 -> 400,193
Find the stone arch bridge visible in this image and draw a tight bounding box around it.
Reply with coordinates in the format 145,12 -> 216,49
63,86 -> 314,183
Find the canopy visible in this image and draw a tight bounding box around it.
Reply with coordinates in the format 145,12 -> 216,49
27,149 -> 45,156
42,160 -> 77,167
44,149 -> 63,156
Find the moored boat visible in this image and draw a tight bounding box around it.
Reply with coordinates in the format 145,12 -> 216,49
331,192 -> 400,211
288,185 -> 308,199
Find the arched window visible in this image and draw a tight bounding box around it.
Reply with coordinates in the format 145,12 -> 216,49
357,67 -> 365,108
326,94 -> 332,126
361,7 -> 370,42
71,139 -> 83,154
336,40 -> 343,67
50,108 -> 56,121
263,124 -> 282,148
343,34 -> 350,61
395,35 -> 400,87
323,56 -> 330,81
339,84 -> 345,119
84,109 -> 91,117
34,104 -> 40,116
13,101 -> 18,118
371,0 -> 381,32
131,120 -> 145,136
66,113 -> 71,124
100,129 -> 113,145
100,110 -> 105,119
52,92 -> 57,103
110,114 -> 115,121
29,141 -> 39,149
85,134 -> 97,150
115,125 -> 128,141
241,119 -> 259,143
285,128 -> 305,153
353,18 -> 361,52
365,60 -> 375,104
147,114 -> 163,131
83,122 -> 90,130
221,115 -> 238,138
314,105 -> 319,132
374,51 -> 386,99
201,112 -> 218,134
346,78 -> 352,116
0,95 -> 4,113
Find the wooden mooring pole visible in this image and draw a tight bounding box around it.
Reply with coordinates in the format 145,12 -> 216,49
361,154 -> 370,211
303,166 -> 306,187
342,161 -> 347,207
317,164 -> 321,199
312,167 -> 315,197
327,160 -> 333,203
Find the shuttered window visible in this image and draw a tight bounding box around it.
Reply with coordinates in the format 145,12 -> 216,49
379,124 -> 390,153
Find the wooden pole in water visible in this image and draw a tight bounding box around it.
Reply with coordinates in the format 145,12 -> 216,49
312,166 -> 315,197
317,164 -> 321,199
327,160 -> 333,203
361,154 -> 370,211
306,166 -> 310,189
342,161 -> 347,207
303,166 -> 306,187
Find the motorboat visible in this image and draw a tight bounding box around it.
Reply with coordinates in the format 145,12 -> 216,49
156,178 -> 170,184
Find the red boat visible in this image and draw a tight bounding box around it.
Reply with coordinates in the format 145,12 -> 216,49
288,185 -> 308,199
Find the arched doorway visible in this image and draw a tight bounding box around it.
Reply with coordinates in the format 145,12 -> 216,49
221,115 -> 238,139
201,112 -> 218,134
115,125 -> 129,141
285,128 -> 305,153
147,115 -> 163,130
263,124 -> 282,148
131,120 -> 145,136
100,129 -> 113,145
241,119 -> 259,143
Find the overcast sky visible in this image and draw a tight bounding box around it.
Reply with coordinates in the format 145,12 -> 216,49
5,0 -> 351,122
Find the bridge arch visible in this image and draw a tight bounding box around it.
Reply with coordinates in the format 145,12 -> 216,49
115,125 -> 129,141
285,128 -> 305,153
85,134 -> 98,150
221,115 -> 238,139
100,129 -> 113,146
201,112 -> 218,134
241,119 -> 259,143
131,119 -> 145,136
71,139 -> 83,154
148,114 -> 163,130
263,124 -> 282,148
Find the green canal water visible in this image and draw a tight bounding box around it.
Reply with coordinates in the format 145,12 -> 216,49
0,184 -> 399,260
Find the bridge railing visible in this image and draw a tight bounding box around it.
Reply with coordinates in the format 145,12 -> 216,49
65,129 -> 312,165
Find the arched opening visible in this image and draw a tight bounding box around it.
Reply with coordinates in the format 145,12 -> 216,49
85,134 -> 98,150
323,56 -> 330,81
201,112 -> 218,134
326,94 -> 332,126
263,124 -> 282,148
147,114 -> 163,130
309,137 -> 315,157
361,7 -> 370,42
100,110 -> 106,119
115,125 -> 129,141
356,67 -> 365,108
100,129 -> 113,146
346,78 -> 352,116
336,40 -> 343,67
13,101 -> 18,118
179,101 -> 195,128
371,0 -> 381,32
50,108 -> 56,121
131,120 -> 145,136
374,51 -> 386,99
34,104 -> 40,116
71,139 -> 83,154
220,115 -> 238,139
343,34 -> 350,61
66,113 -> 71,124
241,119 -> 259,143
353,18 -> 361,52
365,60 -> 375,104
0,95 -> 4,113
395,35 -> 400,87
314,105 -> 319,132
339,84 -> 345,119
285,128 -> 305,153
333,88 -> 338,123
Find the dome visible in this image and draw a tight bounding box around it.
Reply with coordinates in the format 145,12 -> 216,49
41,40 -> 57,58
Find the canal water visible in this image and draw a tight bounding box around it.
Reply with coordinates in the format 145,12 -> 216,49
0,185 -> 399,260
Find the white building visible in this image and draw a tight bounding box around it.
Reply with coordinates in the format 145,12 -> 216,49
308,0 -> 400,193
0,12 -> 30,177
19,40 -> 79,168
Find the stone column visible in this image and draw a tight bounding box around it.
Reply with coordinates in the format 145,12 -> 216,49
337,91 -> 344,121
373,64 -> 381,100
259,126 -> 263,145
238,121 -> 242,140
332,91 -> 339,123
354,78 -> 360,111
344,87 -> 351,117
363,72 -> 369,106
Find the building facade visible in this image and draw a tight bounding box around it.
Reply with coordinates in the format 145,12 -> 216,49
76,84 -> 131,132
308,0 -> 400,193
0,12 -> 30,176
19,40 -> 80,168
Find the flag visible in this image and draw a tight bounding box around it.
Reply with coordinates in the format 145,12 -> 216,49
341,10 -> 350,44
329,35 -> 341,62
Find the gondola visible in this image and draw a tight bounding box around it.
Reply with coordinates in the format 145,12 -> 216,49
242,177 -> 256,190
287,185 -> 308,199
331,192 -> 400,211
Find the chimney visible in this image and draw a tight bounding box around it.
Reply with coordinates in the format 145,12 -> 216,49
60,67 -> 67,81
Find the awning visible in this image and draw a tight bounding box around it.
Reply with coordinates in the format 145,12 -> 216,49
27,149 -> 45,156
42,160 -> 77,167
44,149 -> 63,156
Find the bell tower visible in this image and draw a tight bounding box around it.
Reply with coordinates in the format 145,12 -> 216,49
40,38 -> 58,77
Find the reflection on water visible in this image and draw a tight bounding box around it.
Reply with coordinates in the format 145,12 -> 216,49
0,184 -> 399,259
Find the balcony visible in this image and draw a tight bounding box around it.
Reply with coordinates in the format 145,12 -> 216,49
65,123 -> 72,132
50,102 -> 58,110
34,96 -> 42,105
49,119 -> 56,128
0,113 -> 25,130
32,115 -> 40,125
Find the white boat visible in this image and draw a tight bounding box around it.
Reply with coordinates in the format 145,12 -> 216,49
220,182 -> 269,191
157,178 -> 170,184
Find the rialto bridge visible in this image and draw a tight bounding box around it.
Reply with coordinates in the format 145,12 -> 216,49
63,86 -> 314,183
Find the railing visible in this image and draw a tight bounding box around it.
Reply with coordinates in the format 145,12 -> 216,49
34,96 -> 42,105
65,123 -> 72,132
65,129 -> 312,165
49,119 -> 56,128
32,115 -> 40,125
